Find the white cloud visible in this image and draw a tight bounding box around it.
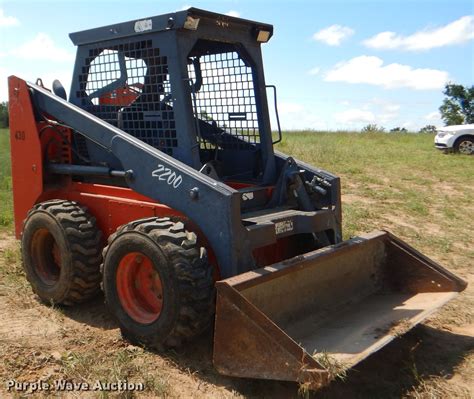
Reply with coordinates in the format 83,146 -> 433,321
0,8 -> 19,27
425,111 -> 440,120
279,102 -> 305,114
325,55 -> 449,90
401,121 -> 416,130
226,10 -> 241,18
363,15 -> 474,51
10,33 -> 74,62
334,108 -> 376,125
313,25 -> 354,46
334,99 -> 402,127
269,101 -> 328,130
308,67 -> 320,75
379,104 -> 401,124
424,111 -> 442,125
383,104 -> 401,113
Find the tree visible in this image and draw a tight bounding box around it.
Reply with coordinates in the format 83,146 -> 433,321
361,124 -> 385,133
390,127 -> 407,132
439,83 -> 474,125
419,125 -> 437,134
0,102 -> 8,128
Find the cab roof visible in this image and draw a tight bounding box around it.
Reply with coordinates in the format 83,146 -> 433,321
69,7 -> 274,46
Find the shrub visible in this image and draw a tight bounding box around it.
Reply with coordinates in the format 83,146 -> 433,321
361,124 -> 385,133
419,125 -> 437,134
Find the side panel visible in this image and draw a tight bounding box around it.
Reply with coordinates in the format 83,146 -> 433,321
8,77 -> 44,238
39,182 -> 182,235
38,182 -> 220,277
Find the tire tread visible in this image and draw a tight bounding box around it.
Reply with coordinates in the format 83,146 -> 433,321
23,200 -> 102,305
101,217 -> 214,349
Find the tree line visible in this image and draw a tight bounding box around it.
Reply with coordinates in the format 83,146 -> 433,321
0,83 -> 472,130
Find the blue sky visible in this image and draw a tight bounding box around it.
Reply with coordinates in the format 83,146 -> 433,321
0,0 -> 473,130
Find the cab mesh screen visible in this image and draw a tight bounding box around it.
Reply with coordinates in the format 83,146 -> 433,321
188,50 -> 260,151
76,40 -> 177,156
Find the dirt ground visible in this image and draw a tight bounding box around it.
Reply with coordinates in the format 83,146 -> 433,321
0,224 -> 473,398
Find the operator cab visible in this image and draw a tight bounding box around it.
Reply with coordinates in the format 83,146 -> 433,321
68,8 -> 277,185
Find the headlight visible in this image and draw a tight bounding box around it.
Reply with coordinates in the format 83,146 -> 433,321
436,131 -> 454,138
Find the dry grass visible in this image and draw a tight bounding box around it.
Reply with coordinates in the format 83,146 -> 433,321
312,352 -> 348,381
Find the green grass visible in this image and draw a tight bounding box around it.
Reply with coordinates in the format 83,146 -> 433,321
276,130 -> 473,182
0,129 -> 13,229
276,131 -> 474,243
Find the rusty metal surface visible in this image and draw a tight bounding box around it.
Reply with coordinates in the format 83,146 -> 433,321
213,284 -> 329,388
213,230 -> 467,389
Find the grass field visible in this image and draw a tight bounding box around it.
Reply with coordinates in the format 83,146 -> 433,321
0,129 -> 12,228
0,128 -> 473,398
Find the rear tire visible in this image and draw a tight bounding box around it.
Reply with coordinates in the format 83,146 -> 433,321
21,200 -> 103,305
101,217 -> 215,349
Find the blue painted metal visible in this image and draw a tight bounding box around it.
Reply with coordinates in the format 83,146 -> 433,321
47,163 -> 127,177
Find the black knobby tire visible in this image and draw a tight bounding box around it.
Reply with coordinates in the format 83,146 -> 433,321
21,200 -> 103,305
101,217 -> 215,349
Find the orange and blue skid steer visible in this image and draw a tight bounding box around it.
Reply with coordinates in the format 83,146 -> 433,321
8,8 -> 466,389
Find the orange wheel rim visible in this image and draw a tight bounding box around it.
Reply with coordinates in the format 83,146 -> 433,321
116,252 -> 163,324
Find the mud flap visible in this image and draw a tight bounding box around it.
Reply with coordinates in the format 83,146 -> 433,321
213,231 -> 467,389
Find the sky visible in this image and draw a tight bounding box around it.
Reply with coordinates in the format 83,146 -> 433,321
0,0 -> 473,131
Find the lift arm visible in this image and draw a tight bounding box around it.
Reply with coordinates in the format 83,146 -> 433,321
10,76 -> 254,278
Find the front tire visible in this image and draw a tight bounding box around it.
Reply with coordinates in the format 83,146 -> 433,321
454,136 -> 474,155
21,200 -> 103,305
102,217 -> 215,349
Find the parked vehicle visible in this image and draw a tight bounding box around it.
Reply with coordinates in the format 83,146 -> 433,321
434,124 -> 474,154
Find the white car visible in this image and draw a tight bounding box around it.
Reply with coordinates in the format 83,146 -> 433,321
434,124 -> 474,155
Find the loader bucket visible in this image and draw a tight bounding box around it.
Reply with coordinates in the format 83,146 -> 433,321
213,230 -> 467,389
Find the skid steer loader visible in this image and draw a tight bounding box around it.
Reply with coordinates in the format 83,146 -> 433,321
8,8 -> 466,389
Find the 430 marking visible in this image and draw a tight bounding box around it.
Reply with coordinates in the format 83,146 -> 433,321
152,164 -> 183,189
14,131 -> 25,140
